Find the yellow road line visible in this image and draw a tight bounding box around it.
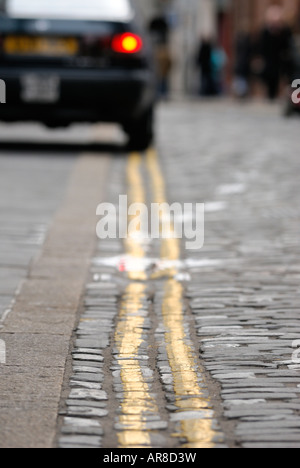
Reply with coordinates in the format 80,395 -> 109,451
115,282 -> 157,448
125,152 -> 147,281
146,148 -> 179,277
115,152 -> 158,448
162,279 -> 216,448
146,148 -> 217,448
116,148 -> 217,448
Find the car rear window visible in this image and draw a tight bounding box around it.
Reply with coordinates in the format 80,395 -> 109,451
0,0 -> 134,22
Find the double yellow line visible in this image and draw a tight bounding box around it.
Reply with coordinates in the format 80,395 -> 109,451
114,282 -> 157,447
115,148 -> 217,448
115,151 -> 158,448
125,152 -> 147,281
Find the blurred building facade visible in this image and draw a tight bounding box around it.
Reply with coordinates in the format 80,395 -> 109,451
217,1 -> 300,62
230,0 -> 300,32
215,0 -> 300,93
136,0 -> 300,95
137,0 -> 218,94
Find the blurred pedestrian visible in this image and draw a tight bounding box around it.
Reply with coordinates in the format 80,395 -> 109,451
154,42 -> 173,98
211,44 -> 227,95
149,16 -> 169,45
197,36 -> 216,96
258,5 -> 293,100
233,25 -> 252,98
149,16 -> 173,99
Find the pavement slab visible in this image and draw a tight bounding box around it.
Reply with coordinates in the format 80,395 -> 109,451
0,153 -> 110,448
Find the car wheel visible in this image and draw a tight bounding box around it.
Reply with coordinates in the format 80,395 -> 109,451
125,108 -> 154,151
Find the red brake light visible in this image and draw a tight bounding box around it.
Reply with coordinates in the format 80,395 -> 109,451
111,33 -> 143,54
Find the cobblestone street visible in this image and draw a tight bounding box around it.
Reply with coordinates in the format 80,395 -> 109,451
0,100 -> 300,448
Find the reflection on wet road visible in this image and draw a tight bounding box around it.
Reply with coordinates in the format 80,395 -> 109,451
114,147 -> 220,448
115,282 -> 158,447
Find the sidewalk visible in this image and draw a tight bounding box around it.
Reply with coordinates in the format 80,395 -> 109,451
0,154 -> 110,448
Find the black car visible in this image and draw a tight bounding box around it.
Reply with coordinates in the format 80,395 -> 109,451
0,0 -> 156,149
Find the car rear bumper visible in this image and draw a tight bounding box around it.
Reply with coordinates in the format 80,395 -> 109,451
0,68 -> 156,125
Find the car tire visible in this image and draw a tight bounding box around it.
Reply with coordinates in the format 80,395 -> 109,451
125,108 -> 154,151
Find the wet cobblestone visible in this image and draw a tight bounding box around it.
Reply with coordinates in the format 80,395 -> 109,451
157,101 -> 300,448
58,101 -> 300,448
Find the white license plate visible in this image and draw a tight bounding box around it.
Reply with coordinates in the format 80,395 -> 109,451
21,74 -> 60,103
